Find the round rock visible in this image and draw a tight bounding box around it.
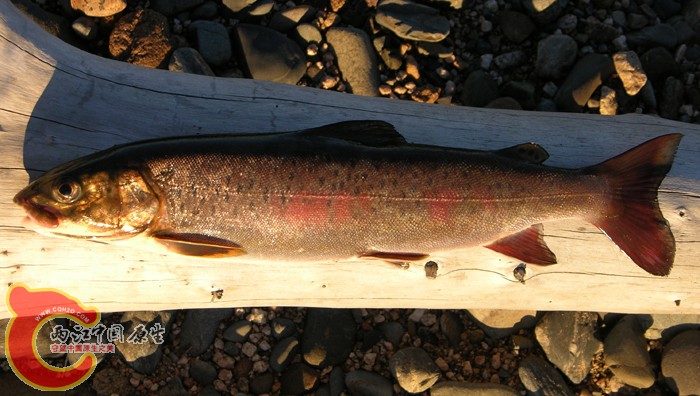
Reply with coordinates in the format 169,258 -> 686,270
389,347 -> 441,393
269,5 -> 316,32
535,34 -> 578,79
223,320 -> 252,342
662,330 -> 700,395
189,20 -> 232,67
270,336 -> 299,372
169,47 -> 215,76
499,10 -> 535,43
604,315 -> 655,388
554,53 -> 614,112
345,370 -> 393,396
301,308 -> 356,368
375,0 -> 450,43
431,381 -> 519,396
234,24 -> 306,85
71,0 -> 126,17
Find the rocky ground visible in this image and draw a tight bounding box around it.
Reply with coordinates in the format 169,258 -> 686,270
4,0 -> 700,395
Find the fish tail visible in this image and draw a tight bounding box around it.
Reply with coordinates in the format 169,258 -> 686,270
586,133 -> 682,276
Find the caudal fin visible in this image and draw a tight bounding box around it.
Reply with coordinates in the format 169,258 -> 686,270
586,134 -> 682,276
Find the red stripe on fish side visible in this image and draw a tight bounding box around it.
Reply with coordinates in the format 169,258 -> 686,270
423,188 -> 462,221
282,193 -> 373,224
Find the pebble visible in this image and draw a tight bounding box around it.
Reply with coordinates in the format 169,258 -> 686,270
642,314 -> 700,342
169,47 -> 215,76
234,24 -> 306,85
598,85 -> 617,115
502,81 -> 536,110
659,76 -> 684,120
189,358 -> 218,385
493,50 -> 527,69
150,0 -> 205,16
301,308 -> 356,368
518,356 -> 575,396
627,24 -> 678,49
662,330 -> 700,396
499,11 -> 535,44
375,0 -> 450,43
613,51 -> 647,96
431,381 -> 519,395
222,0 -> 256,13
270,336 -> 299,372
269,5 -> 316,32
487,97 -> 523,110
439,311 -> 463,346
189,20 -> 231,67
114,311 -> 173,374
554,53 -> 614,112
293,23 -> 323,46
281,363 -> 319,395
191,1 -> 218,19
70,0 -> 126,17
345,370 -> 393,396
71,16 -> 98,40
326,27 -> 380,96
522,0 -> 568,24
388,347 -> 441,393
603,315 -> 655,388
250,372 -> 275,394
534,311 -> 602,384
223,320 -> 252,342
271,317 -> 297,339
535,34 -> 578,79
108,9 -> 174,69
640,47 -> 678,86
180,308 -> 233,356
467,309 -> 537,339
460,70 -> 498,107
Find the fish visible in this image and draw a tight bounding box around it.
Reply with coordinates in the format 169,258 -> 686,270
13,121 -> 682,276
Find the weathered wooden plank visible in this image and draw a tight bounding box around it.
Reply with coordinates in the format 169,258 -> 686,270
0,0 -> 698,317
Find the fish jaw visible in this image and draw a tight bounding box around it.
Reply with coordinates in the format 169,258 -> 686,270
14,190 -> 60,229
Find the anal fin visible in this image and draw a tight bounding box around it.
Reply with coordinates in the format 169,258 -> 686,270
484,224 -> 557,265
152,232 -> 246,258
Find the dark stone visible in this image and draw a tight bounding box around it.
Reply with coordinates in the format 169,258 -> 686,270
269,5 -> 316,32
640,47 -> 678,86
535,34 -> 577,79
662,330 -> 700,395
361,330 -> 384,350
375,0 -> 451,42
250,372 -> 275,394
150,0 -> 205,16
169,47 -> 215,75
518,356 -> 575,396
158,377 -> 188,396
439,311 -> 464,346
330,367 -> 345,396
192,1 -> 219,19
584,18 -> 619,43
461,70 -> 499,107
271,317 -> 297,339
345,370 -> 393,396
431,381 -> 520,395
627,24 -> 678,49
234,24 -> 306,85
554,53 -> 614,112
180,308 -> 234,356
522,0 -> 568,24
270,336 -> 299,372
189,358 -> 218,385
189,20 -> 231,67
486,97 -> 523,110
301,308 -> 356,368
501,81 -> 536,109
281,363 -> 319,395
380,321 -> 405,346
223,320 -> 252,342
499,11 -> 535,44
659,77 -> 684,120
115,311 -> 175,374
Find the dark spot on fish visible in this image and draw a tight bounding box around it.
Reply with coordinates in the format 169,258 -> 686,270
319,177 -> 325,186
424,261 -> 438,279
513,263 -> 527,284
225,175 -> 232,185
1,250 -> 8,256
339,181 -> 345,189
249,200 -> 255,210
372,163 -> 382,171
391,179 -> 398,188
426,177 -> 433,187
379,180 -> 386,188
443,170 -> 449,178
675,299 -> 681,306
361,172 -> 368,180
322,284 -> 327,288
288,172 -> 295,181
326,199 -> 332,208
333,169 -> 340,177
354,187 -> 361,195
280,195 -> 288,204
247,180 -> 255,189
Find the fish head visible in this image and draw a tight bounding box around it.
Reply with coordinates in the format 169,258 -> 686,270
14,163 -> 160,240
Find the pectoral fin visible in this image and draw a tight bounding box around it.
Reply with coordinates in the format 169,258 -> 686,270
152,232 -> 246,258
484,224 -> 557,265
495,143 -> 549,164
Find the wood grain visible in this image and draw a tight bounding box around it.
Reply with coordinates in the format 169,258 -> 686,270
0,0 -> 698,317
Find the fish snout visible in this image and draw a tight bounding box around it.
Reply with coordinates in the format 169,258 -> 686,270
14,190 -> 60,228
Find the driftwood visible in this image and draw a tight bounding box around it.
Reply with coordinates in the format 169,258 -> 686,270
0,0 -> 698,318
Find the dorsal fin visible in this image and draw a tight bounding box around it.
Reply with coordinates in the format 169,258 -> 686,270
298,120 -> 407,147
495,143 -> 549,164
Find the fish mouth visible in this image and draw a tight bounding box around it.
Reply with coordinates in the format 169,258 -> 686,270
13,194 -> 60,229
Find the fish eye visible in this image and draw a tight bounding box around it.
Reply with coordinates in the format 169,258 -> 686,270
53,180 -> 82,203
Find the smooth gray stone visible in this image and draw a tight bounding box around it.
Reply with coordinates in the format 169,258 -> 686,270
389,347 -> 440,393
493,50 -> 527,69
659,76 -> 684,120
280,363 -> 319,395
192,1 -> 219,19
270,336 -> 299,372
627,24 -> 678,49
534,311 -> 602,384
375,0 -> 450,43
486,97 -> 523,110
250,372 -> 275,394
431,381 -> 519,396
683,0 -> 700,33
518,356 -> 575,396
189,20 -> 232,67
169,47 -> 215,76
72,16 -> 98,40
223,320 -> 252,342
640,47 -> 678,85
293,23 -> 323,46
499,10 -> 535,44
159,377 -> 188,396
501,80 -> 536,109
461,70 -> 499,108
604,315 -> 655,389
222,0 -> 257,12
247,0 -> 274,16
467,309 -> 537,339
439,311 -> 464,346
234,24 -> 306,85
271,317 -> 297,339
345,370 -> 393,396
662,330 -> 700,395
642,314 -> 700,342
380,321 -> 405,346
180,308 -> 234,356
189,358 -> 218,385
554,53 -> 614,112
269,5 -> 316,32
326,27 -> 380,96
584,17 -> 619,43
535,34 -> 578,79
330,367 -> 345,396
